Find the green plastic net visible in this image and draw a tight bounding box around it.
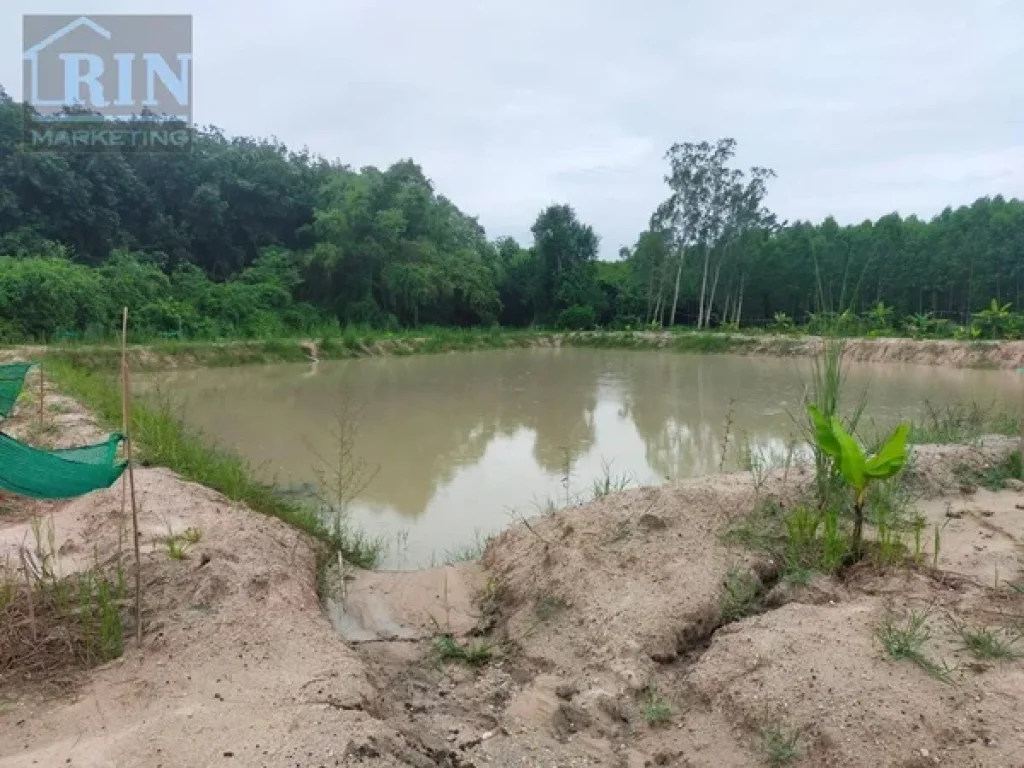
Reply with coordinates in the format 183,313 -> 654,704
0,432 -> 126,500
0,362 -> 31,417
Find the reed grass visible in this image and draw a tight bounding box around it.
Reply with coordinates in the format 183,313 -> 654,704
909,401 -> 1020,444
46,360 -> 382,569
1,521 -> 126,682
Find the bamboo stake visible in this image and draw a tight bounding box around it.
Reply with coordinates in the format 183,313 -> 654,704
121,308 -> 142,645
38,363 -> 44,434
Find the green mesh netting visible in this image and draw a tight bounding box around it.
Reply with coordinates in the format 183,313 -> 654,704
0,432 -> 126,500
0,362 -> 31,417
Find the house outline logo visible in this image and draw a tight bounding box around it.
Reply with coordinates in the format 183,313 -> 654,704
22,14 -> 192,122
23,16 -> 113,108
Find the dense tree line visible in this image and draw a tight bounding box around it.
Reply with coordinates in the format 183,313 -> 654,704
626,139 -> 1024,332
0,83 -> 1021,341
629,196 -> 1024,331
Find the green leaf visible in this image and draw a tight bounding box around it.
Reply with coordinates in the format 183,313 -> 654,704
807,404 -> 841,459
865,423 -> 910,479
830,416 -> 866,491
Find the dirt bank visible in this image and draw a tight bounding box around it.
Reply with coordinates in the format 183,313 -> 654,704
2,370 -> 1024,767
615,333 -> 1024,370
833,337 -> 1024,370
7,332 -> 1024,373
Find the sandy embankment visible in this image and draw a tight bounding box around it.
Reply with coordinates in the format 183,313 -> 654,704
770,336 -> 1024,370
7,334 -> 1024,371
621,333 -> 1024,370
1,367 -> 1023,766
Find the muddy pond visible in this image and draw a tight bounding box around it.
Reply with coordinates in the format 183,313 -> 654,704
148,348 -> 1020,568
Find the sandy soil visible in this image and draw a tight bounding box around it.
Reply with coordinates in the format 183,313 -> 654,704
837,337 -> 1024,370
1,368 -> 1023,767
624,333 -> 1024,370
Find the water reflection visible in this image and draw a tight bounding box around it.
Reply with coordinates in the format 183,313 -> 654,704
145,349 -> 1019,568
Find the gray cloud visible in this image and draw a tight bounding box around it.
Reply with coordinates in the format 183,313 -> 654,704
4,0 -> 1022,257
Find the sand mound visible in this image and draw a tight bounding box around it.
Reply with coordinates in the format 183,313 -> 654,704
0,466 -> 391,767
483,473 -> 807,683
687,574 -> 1024,766
905,437 -> 1020,496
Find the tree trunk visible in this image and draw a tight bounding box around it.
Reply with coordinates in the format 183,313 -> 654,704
669,248 -> 684,327
735,274 -> 745,326
703,241 -> 733,328
653,257 -> 670,326
706,252 -> 725,328
645,266 -> 656,324
966,260 -> 975,323
697,244 -> 711,329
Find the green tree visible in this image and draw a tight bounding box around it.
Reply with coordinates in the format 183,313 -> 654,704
530,204 -> 600,324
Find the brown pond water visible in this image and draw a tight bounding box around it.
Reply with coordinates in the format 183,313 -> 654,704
147,348 -> 1020,568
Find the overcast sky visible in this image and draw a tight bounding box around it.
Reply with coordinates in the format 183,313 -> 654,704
4,1 -> 1023,258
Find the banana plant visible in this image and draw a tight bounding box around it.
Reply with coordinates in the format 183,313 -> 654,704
771,311 -> 794,331
864,301 -> 894,332
903,312 -> 933,339
973,299 -> 1014,339
807,405 -> 910,558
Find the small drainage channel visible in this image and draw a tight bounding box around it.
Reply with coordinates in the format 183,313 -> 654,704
321,558 -> 484,644
654,558 -> 787,667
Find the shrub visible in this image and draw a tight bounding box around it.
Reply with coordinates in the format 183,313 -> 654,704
556,305 -> 597,330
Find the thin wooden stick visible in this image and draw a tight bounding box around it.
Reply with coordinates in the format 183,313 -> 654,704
121,308 -> 142,645
121,333 -> 128,573
119,474 -> 127,571
38,364 -> 44,434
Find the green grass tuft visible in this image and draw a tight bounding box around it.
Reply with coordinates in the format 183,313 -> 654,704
759,723 -> 801,765
956,451 -> 1023,491
950,619 -> 1023,660
642,688 -> 672,726
164,536 -> 189,560
181,526 -> 203,545
590,460 -> 634,501
443,530 -> 494,564
432,633 -> 494,666
876,609 -> 952,682
535,594 -> 569,622
909,401 -> 1020,444
720,568 -> 762,623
